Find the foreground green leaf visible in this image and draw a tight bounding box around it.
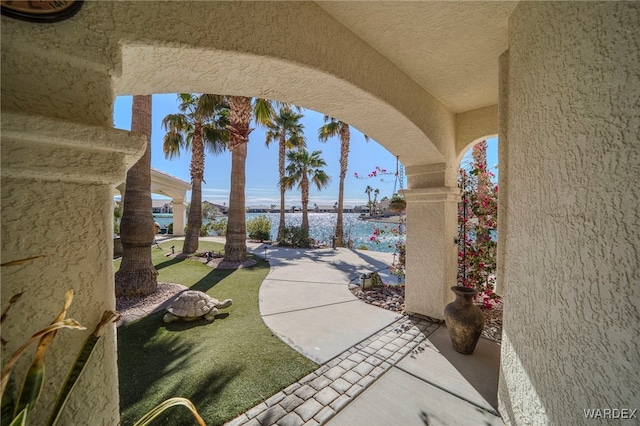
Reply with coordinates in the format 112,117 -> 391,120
133,397 -> 205,426
48,311 -> 121,426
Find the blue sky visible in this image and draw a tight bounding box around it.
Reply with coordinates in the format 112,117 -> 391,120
113,94 -> 497,206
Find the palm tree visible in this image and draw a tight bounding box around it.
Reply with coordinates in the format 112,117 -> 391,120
162,94 -> 228,253
373,188 -> 380,215
365,185 -> 374,215
224,97 -> 281,263
318,117 -> 367,246
280,149 -> 331,234
115,95 -> 158,297
265,107 -> 306,240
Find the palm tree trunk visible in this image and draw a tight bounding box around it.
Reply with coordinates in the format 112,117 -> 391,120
183,178 -> 202,253
226,142 -> 247,261
335,125 -> 350,247
278,134 -> 286,240
224,96 -> 252,263
335,178 -> 345,246
115,95 -> 158,297
301,175 -> 309,233
183,122 -> 205,253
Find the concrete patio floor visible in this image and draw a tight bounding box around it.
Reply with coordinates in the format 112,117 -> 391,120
197,237 -> 502,425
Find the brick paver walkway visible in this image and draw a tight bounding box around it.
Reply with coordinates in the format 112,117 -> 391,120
226,316 -> 441,426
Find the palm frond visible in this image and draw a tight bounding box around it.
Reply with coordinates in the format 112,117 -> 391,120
202,125 -> 228,155
161,114 -> 189,132
264,128 -> 279,147
196,94 -> 227,118
177,94 -> 196,113
318,120 -> 341,141
163,131 -> 185,159
287,134 -> 306,150
282,149 -> 331,191
311,170 -> 331,190
253,98 -> 276,127
279,175 -> 296,191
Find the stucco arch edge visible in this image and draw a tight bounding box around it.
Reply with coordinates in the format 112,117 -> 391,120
113,43 -> 445,168
455,104 -> 498,164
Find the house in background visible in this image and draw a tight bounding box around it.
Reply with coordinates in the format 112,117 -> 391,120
151,199 -> 172,214
312,204 -> 337,213
246,205 -> 270,213
203,200 -> 227,216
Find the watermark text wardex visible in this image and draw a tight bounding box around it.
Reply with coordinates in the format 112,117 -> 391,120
583,408 -> 637,420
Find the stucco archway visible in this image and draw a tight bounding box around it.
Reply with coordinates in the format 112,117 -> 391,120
112,37 -> 470,320
116,168 -> 191,237
115,45 -> 447,168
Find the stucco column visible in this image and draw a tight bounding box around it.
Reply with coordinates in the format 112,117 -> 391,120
498,3 -> 639,425
403,186 -> 459,320
1,111 -> 145,425
171,200 -> 187,236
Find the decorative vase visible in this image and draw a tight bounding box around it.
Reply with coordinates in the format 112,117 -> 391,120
360,275 -> 373,289
360,272 -> 382,289
444,286 -> 484,354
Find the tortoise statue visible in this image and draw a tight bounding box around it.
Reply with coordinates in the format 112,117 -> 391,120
163,290 -> 233,323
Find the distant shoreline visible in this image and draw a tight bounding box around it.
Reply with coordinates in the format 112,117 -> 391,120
358,215 -> 403,224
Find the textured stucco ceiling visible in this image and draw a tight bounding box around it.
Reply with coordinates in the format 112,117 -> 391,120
315,1 -> 517,113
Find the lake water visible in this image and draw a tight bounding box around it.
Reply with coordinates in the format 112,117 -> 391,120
153,212 -> 403,253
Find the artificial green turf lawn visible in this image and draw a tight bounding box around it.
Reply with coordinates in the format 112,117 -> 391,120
116,241 -> 318,426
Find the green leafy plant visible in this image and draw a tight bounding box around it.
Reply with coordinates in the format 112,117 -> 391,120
277,226 -> 312,248
0,284 -> 205,426
208,218 -> 227,237
1,289 -> 87,425
199,222 -> 213,237
133,398 -> 204,426
246,215 -> 271,242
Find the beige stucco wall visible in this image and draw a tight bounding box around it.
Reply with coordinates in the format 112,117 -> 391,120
1,112 -> 145,424
1,1 -> 453,167
498,2 -> 640,424
455,105 -> 498,161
